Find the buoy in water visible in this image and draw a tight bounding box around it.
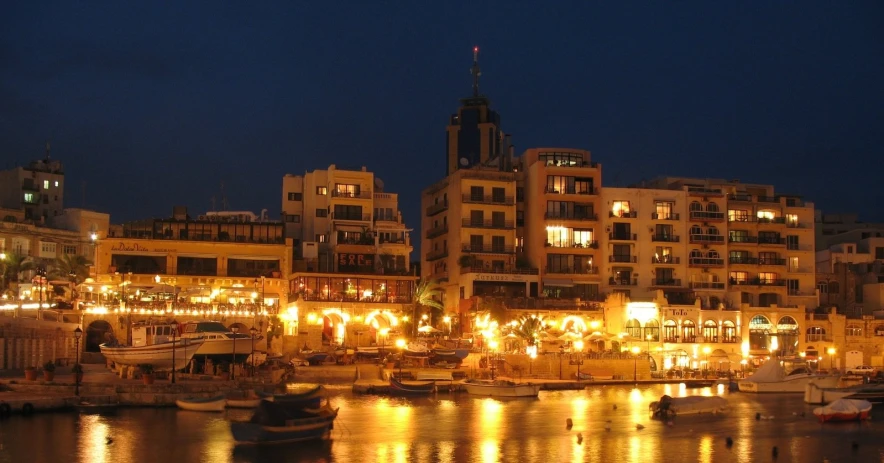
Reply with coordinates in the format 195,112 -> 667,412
566,418 -> 573,429
576,433 -> 583,444
726,437 -> 733,448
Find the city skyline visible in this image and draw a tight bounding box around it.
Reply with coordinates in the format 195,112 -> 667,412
2,2 -> 882,232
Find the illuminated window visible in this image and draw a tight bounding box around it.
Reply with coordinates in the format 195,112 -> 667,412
655,201 -> 674,219
729,271 -> 748,283
316,186 -> 328,195
23,192 -> 35,203
758,272 -> 777,284
611,201 -> 631,217
54,181 -> 59,187
545,226 -> 571,247
43,180 -> 49,189
572,229 -> 593,247
728,209 -> 750,221
786,214 -> 798,226
757,210 -> 775,220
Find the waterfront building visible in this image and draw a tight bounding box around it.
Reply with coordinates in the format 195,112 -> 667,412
280,166 -> 417,351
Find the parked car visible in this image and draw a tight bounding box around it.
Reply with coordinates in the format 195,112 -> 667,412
846,365 -> 877,375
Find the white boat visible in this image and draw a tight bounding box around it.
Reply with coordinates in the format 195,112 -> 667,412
179,321 -> 258,358
176,395 -> 228,412
813,399 -> 872,423
650,395 -> 729,418
463,379 -> 541,397
100,338 -> 204,370
805,382 -> 884,404
738,359 -> 840,393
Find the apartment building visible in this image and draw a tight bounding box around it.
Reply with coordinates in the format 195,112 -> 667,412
0,149 -> 66,223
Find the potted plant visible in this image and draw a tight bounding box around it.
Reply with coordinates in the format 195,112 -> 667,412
72,363 -> 84,383
139,364 -> 155,385
24,366 -> 38,381
43,361 -> 56,381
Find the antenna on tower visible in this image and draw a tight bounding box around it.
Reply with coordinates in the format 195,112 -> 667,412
470,46 -> 482,97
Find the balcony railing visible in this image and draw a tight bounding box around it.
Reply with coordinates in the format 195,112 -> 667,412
331,189 -> 372,199
687,187 -> 723,196
608,232 -> 637,241
609,210 -> 638,218
652,234 -> 680,242
651,279 -> 681,287
544,212 -> 599,221
461,266 -> 539,275
651,212 -> 680,220
727,193 -> 753,202
690,281 -> 726,290
785,221 -> 807,228
462,244 -> 516,254
689,234 -> 725,244
756,195 -> 779,203
758,237 -> 785,245
544,267 -> 600,275
730,279 -> 787,287
426,249 -> 448,261
426,201 -> 449,216
757,217 -> 786,225
331,212 -> 371,221
651,256 -> 680,264
609,255 -> 636,263
689,211 -> 726,221
425,224 -> 448,239
544,186 -> 596,195
482,296 -> 604,311
462,194 -> 515,206
729,257 -> 758,265
729,235 -> 758,243
545,241 -> 598,249
688,257 -> 725,267
758,258 -> 786,266
609,277 -> 638,286
728,216 -> 756,223
461,218 -> 515,229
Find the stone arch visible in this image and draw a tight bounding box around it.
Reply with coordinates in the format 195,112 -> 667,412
228,322 -> 249,333
644,319 -> 660,341
625,318 -> 642,338
663,319 -> 678,342
703,320 -> 718,342
706,202 -> 720,212
690,225 -> 703,235
85,320 -> 114,353
689,201 -> 703,212
681,319 -> 697,342
707,249 -> 720,259
749,314 -> 772,352
707,226 -> 720,235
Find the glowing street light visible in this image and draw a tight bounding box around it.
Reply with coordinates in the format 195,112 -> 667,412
631,346 -> 641,382
827,347 -> 836,371
702,346 -> 711,377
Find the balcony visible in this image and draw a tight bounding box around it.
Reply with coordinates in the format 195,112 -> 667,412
544,266 -> 600,275
425,201 -> 449,216
688,257 -> 725,267
462,193 -> 515,206
786,221 -> 808,228
609,255 -> 636,263
758,237 -> 785,246
378,236 -> 407,245
687,187 -> 724,197
690,281 -> 726,290
650,279 -> 681,287
729,235 -> 758,244
331,212 -> 371,222
544,186 -> 596,195
544,212 -> 598,221
331,189 -> 372,199
758,258 -> 786,266
545,241 -> 598,250
608,232 -> 637,241
425,224 -> 448,239
651,212 -> 680,220
689,234 -> 725,244
689,211 -> 725,221
544,160 -> 600,170
730,279 -> 787,287
756,195 -> 779,203
462,244 -> 516,254
461,218 -> 515,229
729,257 -> 758,265
727,193 -> 753,202
757,217 -> 786,225
482,296 -> 604,311
461,266 -> 539,275
728,216 -> 756,223
609,277 -> 638,286
651,256 -> 680,264
609,210 -> 638,218
426,249 -> 448,261
652,234 -> 680,242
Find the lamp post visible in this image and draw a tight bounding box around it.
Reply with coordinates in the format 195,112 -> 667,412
827,347 -> 836,372
574,340 -> 584,381
489,340 -> 499,380
632,346 -> 640,382
35,266 -> 46,320
231,326 -> 239,380
443,315 -> 451,338
702,346 -> 711,378
395,338 -> 406,378
74,327 -> 83,396
250,326 -> 257,376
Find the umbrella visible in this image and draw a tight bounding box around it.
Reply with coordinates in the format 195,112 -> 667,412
558,332 -> 583,341
584,332 -> 616,342
537,331 -> 560,342
616,334 -> 644,343
417,325 -> 441,333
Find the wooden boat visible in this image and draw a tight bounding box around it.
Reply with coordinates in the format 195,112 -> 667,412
176,395 -> 227,412
226,397 -> 265,408
75,401 -> 120,414
684,380 -> 717,388
463,379 -> 541,398
100,338 -> 204,370
230,400 -> 338,444
805,382 -> 884,404
259,386 -> 324,409
650,395 -> 729,418
813,399 -> 873,423
389,376 -> 435,395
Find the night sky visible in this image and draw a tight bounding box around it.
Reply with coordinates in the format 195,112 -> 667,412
2,2 -> 882,242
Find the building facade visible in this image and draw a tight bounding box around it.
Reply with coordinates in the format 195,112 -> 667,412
0,152 -> 66,223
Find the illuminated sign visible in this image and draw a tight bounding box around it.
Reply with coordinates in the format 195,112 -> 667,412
338,253 -> 374,272
474,274 -> 529,282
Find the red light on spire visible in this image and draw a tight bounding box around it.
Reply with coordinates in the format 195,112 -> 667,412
474,46 -> 479,52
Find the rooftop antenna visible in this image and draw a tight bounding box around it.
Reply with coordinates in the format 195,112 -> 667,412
45,141 -> 51,161
471,46 -> 481,97
220,181 -> 228,211
210,195 -> 216,212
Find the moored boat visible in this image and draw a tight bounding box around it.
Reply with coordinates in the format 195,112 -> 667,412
813,398 -> 872,423
649,395 -> 729,418
226,397 -> 265,408
805,382 -> 884,404
684,380 -> 717,389
179,321 -> 258,361
176,395 -> 227,412
100,338 -> 204,370
230,399 -> 338,444
462,379 -> 541,398
75,401 -> 120,414
738,359 -> 840,393
389,376 -> 435,395
260,385 -> 325,409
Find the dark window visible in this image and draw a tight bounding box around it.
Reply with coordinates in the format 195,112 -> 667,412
288,192 -> 302,201
516,187 -> 524,202
316,209 -> 327,218
876,247 -> 884,260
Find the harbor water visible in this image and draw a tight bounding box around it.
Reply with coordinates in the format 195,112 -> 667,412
1,383 -> 881,463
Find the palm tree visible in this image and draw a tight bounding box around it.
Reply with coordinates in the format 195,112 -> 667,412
49,254 -> 92,301
411,279 -> 444,337
513,316 -> 545,347
1,251 -> 34,287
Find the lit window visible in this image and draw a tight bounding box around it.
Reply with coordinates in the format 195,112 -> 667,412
786,214 -> 798,226
23,192 -> 35,203
43,180 -> 49,189
611,201 -> 631,217
54,181 -> 59,187
757,210 -> 775,220
316,187 -> 328,195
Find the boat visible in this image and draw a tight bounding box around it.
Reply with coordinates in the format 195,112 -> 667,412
230,399 -> 338,444
389,376 -> 436,395
100,338 -> 204,370
227,396 -> 266,408
684,380 -> 717,389
575,372 -> 592,380
812,398 -> 873,423
649,395 -> 729,418
462,379 -> 541,398
259,385 -> 325,409
75,401 -> 120,414
179,321 -> 259,361
176,395 -> 228,412
805,382 -> 884,404
738,359 -> 840,393
300,350 -> 330,365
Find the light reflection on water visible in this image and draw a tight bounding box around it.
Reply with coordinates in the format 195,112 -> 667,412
1,384 -> 883,463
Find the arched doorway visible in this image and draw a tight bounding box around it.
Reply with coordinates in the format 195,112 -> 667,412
749,315 -> 772,354
777,316 -> 799,356
710,349 -> 730,372
228,322 -> 249,334
86,320 -> 114,352
323,312 -> 348,346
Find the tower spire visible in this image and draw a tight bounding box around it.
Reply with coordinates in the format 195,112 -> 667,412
470,46 -> 481,97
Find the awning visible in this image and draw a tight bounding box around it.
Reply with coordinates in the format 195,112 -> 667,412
542,279 -> 574,287
226,255 -> 281,261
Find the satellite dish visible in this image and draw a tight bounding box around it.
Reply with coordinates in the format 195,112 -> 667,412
459,157 -> 469,167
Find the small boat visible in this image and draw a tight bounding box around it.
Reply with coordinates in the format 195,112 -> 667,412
389,376 -> 435,395
227,397 -> 265,408
463,379 -> 541,398
259,386 -> 325,409
75,401 -> 120,414
684,380 -> 717,389
813,399 -> 873,423
805,382 -> 884,404
176,395 -> 227,412
230,400 -> 338,444
100,338 -> 205,370
738,359 -> 840,393
575,372 -> 592,380
179,321 -> 259,361
301,351 -> 330,365
650,395 -> 729,419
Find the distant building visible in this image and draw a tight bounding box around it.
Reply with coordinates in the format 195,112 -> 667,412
815,211 -> 884,251
0,146 -> 66,222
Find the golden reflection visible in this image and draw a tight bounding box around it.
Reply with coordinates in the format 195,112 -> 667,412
629,435 -> 642,463
480,440 -> 499,463
438,440 -> 455,462
392,441 -> 408,463
82,415 -> 109,463
201,416 -> 234,462
478,399 -> 503,463
698,434 -> 714,463
570,436 -> 585,463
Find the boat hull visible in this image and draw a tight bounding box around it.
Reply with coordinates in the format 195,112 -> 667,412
176,395 -> 227,412
813,399 -> 873,423
739,375 -> 840,393
389,377 -> 435,395
191,338 -> 256,356
230,409 -> 338,444
650,396 -> 728,418
226,398 -> 264,408
100,339 -> 204,370
463,381 -> 541,398
805,382 -> 884,404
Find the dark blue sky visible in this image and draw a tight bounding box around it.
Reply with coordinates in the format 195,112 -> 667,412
2,2 -> 882,233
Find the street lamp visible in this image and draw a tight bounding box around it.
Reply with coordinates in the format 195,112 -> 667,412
632,346 -> 641,382
73,327 -> 83,396
827,347 -> 836,372
574,340 -> 584,381
395,338 -> 406,378
702,346 -> 711,377
443,316 -> 451,337
231,326 -> 239,380
527,344 -> 537,375
250,326 -> 257,375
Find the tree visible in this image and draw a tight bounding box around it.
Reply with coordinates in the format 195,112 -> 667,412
513,316 -> 545,347
1,252 -> 34,287
411,279 -> 444,337
49,254 -> 92,301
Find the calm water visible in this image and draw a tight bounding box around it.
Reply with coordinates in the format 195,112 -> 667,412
1,384 -> 882,463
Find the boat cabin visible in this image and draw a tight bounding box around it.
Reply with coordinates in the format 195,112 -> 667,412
131,322 -> 178,347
